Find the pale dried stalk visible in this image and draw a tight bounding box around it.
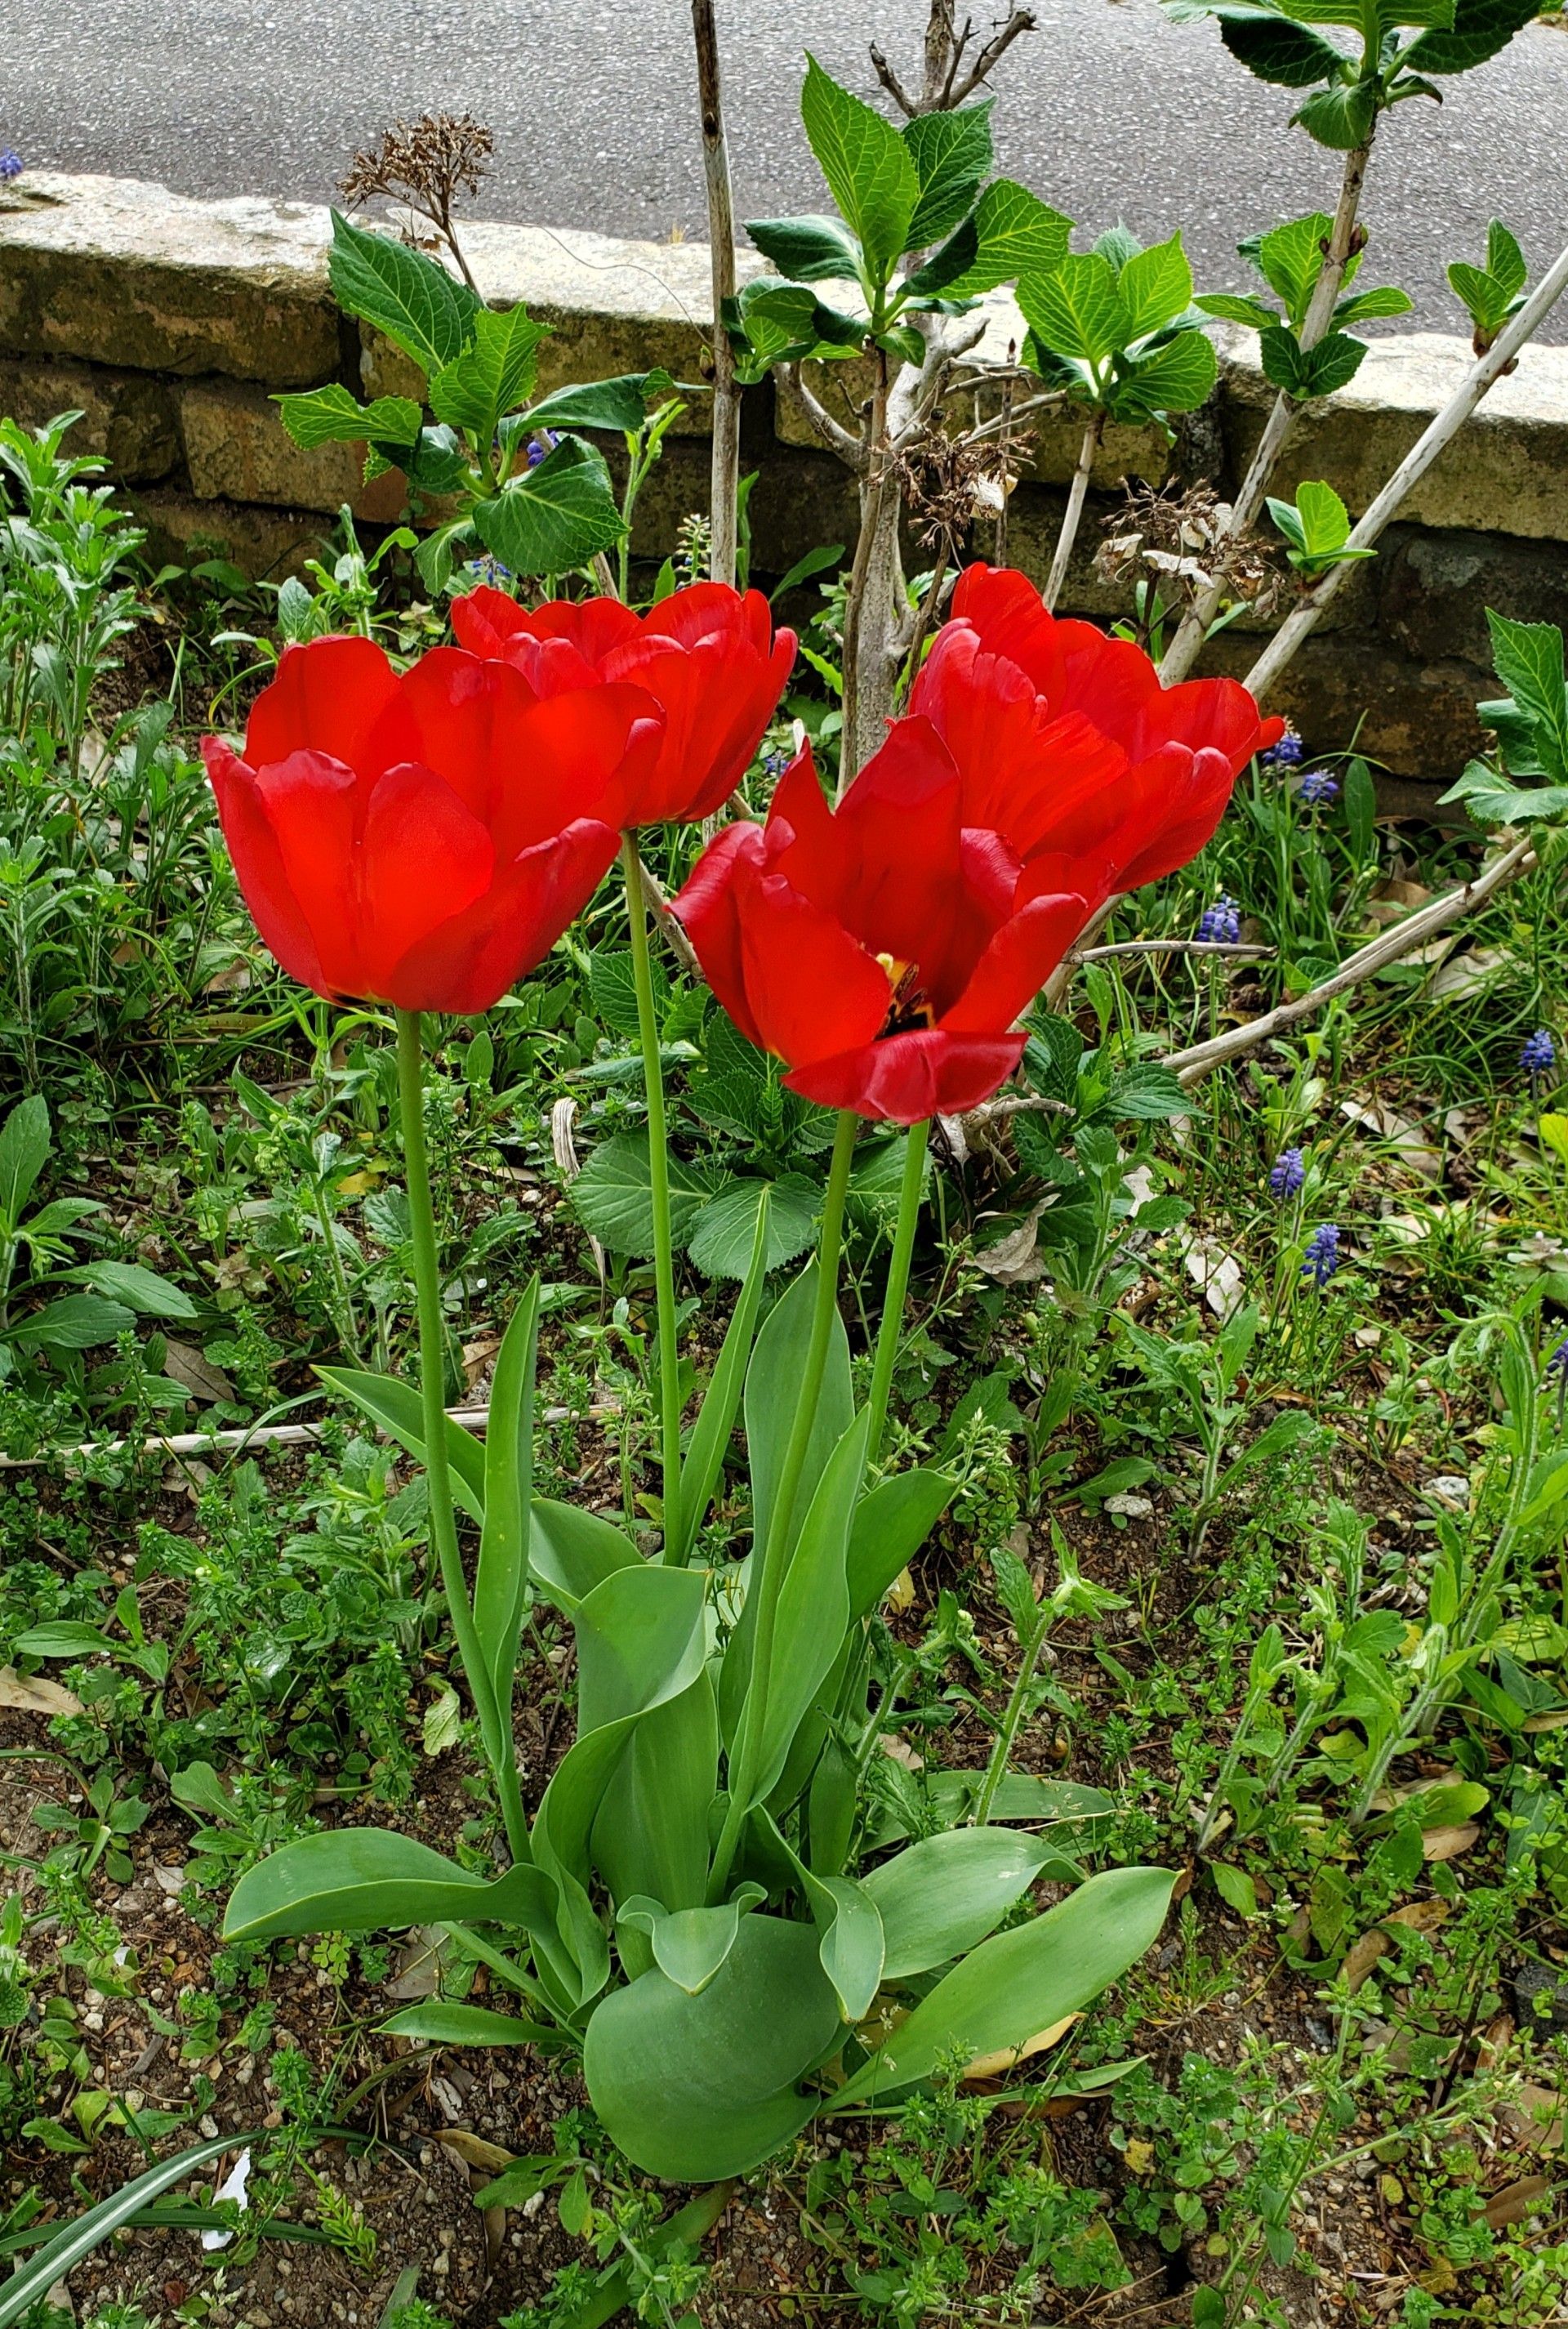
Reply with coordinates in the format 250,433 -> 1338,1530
0,1402 -> 621,1470
1245,236 -> 1568,700
1045,411 -> 1104,610
1161,836 -> 1536,1085
692,1 -> 742,587
1158,137 -> 1374,685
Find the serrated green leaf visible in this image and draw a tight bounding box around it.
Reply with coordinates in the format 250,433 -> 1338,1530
902,103 -> 994,249
522,373 -> 673,435
906,177 -> 1071,300
327,209 -> 479,380
1196,292 -> 1279,330
275,383 -> 423,452
569,1133 -> 713,1256
1219,11 -> 1348,83
1334,283 -> 1412,325
800,53 -> 920,274
1297,476 -> 1352,552
471,435 -> 626,578
746,214 -> 863,282
430,304 -> 550,443
1257,212 -> 1334,325
1111,329 -> 1217,419
1019,252 -> 1129,368
1117,234 -> 1195,339
1293,81 -> 1379,149
1486,611 -> 1568,782
1486,218 -> 1527,299
687,1176 -> 821,1278
1401,0 -> 1536,72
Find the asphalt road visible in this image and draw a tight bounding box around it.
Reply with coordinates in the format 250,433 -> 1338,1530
2,1 -> 1566,336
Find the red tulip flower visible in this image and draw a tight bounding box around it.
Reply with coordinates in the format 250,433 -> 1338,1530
911,565 -> 1283,903
452,582 -> 795,826
672,721 -> 1091,1124
203,636 -> 662,1014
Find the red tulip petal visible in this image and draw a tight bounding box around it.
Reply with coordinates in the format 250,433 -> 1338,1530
670,821 -> 770,1047
1116,745 -> 1237,889
377,649 -> 541,832
942,890 -> 1088,1034
947,567 -> 1068,701
739,872 -> 892,1068
250,746 -> 368,996
639,581 -> 751,650
764,741 -> 842,908
450,586 -> 524,657
204,738 -> 333,997
246,635 -> 412,787
833,718 -> 970,988
497,685 -> 666,847
785,1028 -> 1025,1123
383,819 -> 621,1014
355,760 -> 494,994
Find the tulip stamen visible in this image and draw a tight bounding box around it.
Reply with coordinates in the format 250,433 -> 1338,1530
876,953 -> 935,1036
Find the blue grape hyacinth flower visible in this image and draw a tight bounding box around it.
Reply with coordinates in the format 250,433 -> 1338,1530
1269,1149 -> 1307,1199
0,150 -> 21,182
1522,1028 -> 1557,1081
1298,769 -> 1339,806
1197,895 -> 1241,945
1301,1224 -> 1342,1287
1262,730 -> 1304,770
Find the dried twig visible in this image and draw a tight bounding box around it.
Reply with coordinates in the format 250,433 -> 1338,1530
871,3 -> 1038,115
692,2 -> 742,586
340,113 -> 493,292
1045,412 -> 1104,610
0,1402 -> 621,1471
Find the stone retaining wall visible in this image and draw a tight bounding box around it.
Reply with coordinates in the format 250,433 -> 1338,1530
4,169 -> 1567,785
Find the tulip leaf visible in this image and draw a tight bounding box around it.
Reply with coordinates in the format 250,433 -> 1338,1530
222,1829 -> 560,1943
800,53 -> 920,276
594,1672 -> 720,1921
834,1866 -> 1175,2104
860,1827 -> 1056,1978
430,304 -> 550,444
845,1466 -> 955,1619
747,1410 -> 868,1810
673,1189 -> 772,1566
529,1497 -> 642,1615
583,1912 -> 842,2180
379,2003 -> 566,2050
617,1885 -> 766,1995
472,435 -> 627,580
746,1261 -> 855,1568
316,1364 -> 488,1522
474,1278 -> 541,1725
327,208 -> 480,381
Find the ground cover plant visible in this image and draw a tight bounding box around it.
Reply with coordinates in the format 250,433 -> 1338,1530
1,2 -> 1567,2324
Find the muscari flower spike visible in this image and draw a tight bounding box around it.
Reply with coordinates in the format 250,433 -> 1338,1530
1522,1028 -> 1557,1079
1547,1336 -> 1568,1381
1196,895 -> 1241,946
1302,1223 -> 1342,1287
1298,769 -> 1339,806
0,150 -> 21,183
1263,729 -> 1304,770
1269,1148 -> 1306,1199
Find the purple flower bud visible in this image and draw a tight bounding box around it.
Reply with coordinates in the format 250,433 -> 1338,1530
1269,1148 -> 1306,1199
1546,1336 -> 1568,1381
1262,731 -> 1304,770
1196,895 -> 1241,946
526,426 -> 561,469
0,151 -> 21,184
1298,769 -> 1339,806
1301,1223 -> 1342,1287
1522,1028 -> 1557,1078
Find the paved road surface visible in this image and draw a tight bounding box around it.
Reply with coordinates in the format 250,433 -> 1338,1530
2,1 -> 1566,336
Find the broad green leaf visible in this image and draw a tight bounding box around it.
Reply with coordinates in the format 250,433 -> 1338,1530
745,1261 -> 854,1570
902,103 -> 994,250
473,435 -> 626,578
583,1912 -> 841,2180
846,1466 -> 954,1619
474,1279 -> 541,1731
1019,254 -> 1129,368
808,1872 -> 884,2023
906,177 -> 1071,300
673,1190 -> 772,1566
275,383 -> 422,452
1487,218 -> 1527,300
1118,234 -> 1195,341
833,1866 -> 1174,2104
0,1094 -> 49,1226
405,422 -> 470,496
1111,330 -> 1218,420
380,2003 -> 564,2048
1486,612 -> 1568,780
12,1622 -> 117,1658
0,2131 -> 261,2329
327,208 -> 479,380
862,1827 -> 1055,1977
745,214 -> 863,283
595,1673 -> 719,1917
317,1364 -> 487,1521
866,1769 -> 1112,1849
1334,283 -> 1412,326
1294,83 -> 1379,149
1220,12 -> 1348,83
1257,212 -> 1335,326
688,1176 -> 819,1278
800,53 -> 920,274
1209,1863 -> 1260,1917
223,1830 -> 559,1943
1401,0 -> 1536,73
1296,476 -> 1352,553
529,1499 -> 641,1614
71,1260 -> 197,1319
1196,291 -> 1278,331
569,1131 -> 713,1256
1260,323 -> 1365,399
1448,261 -> 1512,337
430,304 -> 550,443
520,373 -> 672,435
5,1293 -> 134,1350
617,1886 -> 764,1994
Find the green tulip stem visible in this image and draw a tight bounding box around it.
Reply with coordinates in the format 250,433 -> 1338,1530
395,1010 -> 523,1863
864,1120 -> 928,1474
708,1107 -> 859,1902
621,835 -> 685,1565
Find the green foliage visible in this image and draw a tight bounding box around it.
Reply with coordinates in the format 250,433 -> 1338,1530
1447,217 -> 1529,350
1197,212 -> 1411,401
1019,229 -> 1217,424
1441,610 -> 1568,823
1266,478 -> 1376,574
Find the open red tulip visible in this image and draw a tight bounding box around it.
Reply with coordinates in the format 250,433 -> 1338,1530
452,581 -> 796,825
672,721 -> 1089,1124
203,636 -> 662,1014
911,564 -> 1284,901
